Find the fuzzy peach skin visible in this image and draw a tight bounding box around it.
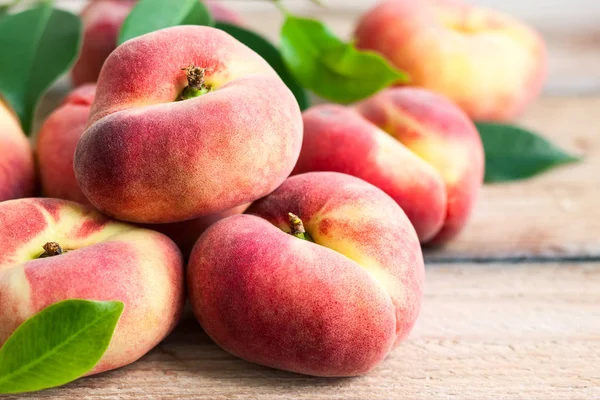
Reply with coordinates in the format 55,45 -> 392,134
354,0 -> 547,121
0,101 -> 35,201
0,198 -> 185,375
71,0 -> 243,86
36,85 -> 248,258
74,26 -> 302,224
71,0 -> 136,86
36,84 -> 97,205
293,88 -> 483,245
188,172 -> 425,377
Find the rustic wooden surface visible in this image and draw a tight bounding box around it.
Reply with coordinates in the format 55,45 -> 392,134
4,263 -> 598,400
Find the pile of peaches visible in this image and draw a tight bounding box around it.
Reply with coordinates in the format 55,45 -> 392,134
0,0 -> 545,378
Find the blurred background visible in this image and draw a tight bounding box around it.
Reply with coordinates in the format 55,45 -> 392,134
3,0 -> 597,96
47,0 -> 600,29
37,0 -> 598,95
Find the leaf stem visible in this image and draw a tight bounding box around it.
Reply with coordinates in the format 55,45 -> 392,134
272,0 -> 290,16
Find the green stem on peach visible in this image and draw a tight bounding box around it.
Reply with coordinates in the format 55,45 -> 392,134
178,64 -> 212,101
39,242 -> 64,258
288,213 -> 313,242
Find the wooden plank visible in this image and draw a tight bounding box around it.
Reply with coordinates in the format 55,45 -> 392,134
7,262 -> 599,400
426,95 -> 600,262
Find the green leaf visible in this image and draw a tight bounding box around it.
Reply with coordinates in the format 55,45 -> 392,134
119,0 -> 214,45
216,22 -> 310,111
477,122 -> 581,183
0,300 -> 124,394
0,3 -> 82,134
280,15 -> 408,104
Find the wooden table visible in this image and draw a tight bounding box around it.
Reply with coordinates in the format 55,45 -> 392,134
6,6 -> 600,400
9,261 -> 598,400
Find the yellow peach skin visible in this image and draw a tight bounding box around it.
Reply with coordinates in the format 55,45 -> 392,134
0,101 -> 35,202
354,0 -> 547,121
187,172 -> 425,376
0,198 -> 185,375
74,26 -> 303,224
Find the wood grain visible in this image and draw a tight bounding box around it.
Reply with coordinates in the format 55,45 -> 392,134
4,262 -> 597,400
425,95 -> 600,262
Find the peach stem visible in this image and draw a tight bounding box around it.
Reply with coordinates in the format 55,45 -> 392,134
288,213 -> 313,242
39,242 -> 64,258
178,64 -> 212,101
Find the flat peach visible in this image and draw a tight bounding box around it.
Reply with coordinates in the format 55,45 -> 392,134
0,198 -> 185,375
36,84 -> 248,258
188,172 -> 424,376
355,0 -> 547,121
356,88 -> 484,244
294,88 -> 483,244
294,103 -> 446,242
74,26 -> 303,223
